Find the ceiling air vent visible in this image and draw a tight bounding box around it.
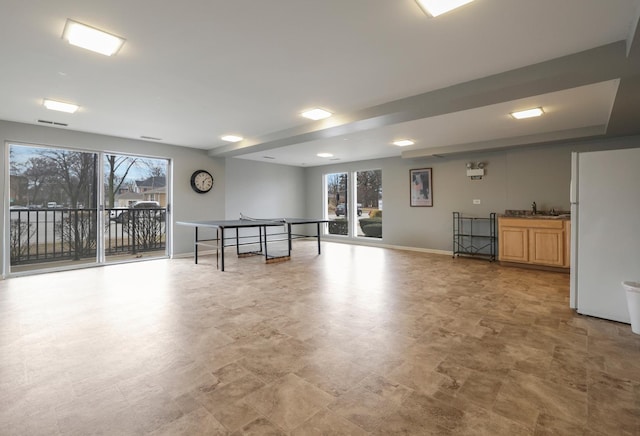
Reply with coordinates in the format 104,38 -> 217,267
263,156 -> 275,160
140,136 -> 162,141
37,119 -> 68,127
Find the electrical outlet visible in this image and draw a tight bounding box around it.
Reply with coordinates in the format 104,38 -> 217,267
473,199 -> 481,205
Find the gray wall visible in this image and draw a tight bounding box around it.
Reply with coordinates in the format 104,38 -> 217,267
2,118 -> 639,271
304,136 -> 640,252
225,158 -> 306,220
0,120 -> 225,272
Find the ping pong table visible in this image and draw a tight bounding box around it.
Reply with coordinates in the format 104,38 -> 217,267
177,217 -> 328,271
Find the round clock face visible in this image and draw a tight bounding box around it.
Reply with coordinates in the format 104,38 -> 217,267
190,170 -> 213,193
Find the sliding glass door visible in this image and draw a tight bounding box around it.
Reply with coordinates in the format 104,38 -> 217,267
103,153 -> 168,263
9,144 -> 100,272
7,143 -> 169,274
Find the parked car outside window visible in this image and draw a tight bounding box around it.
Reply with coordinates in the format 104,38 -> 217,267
131,200 -> 160,208
112,201 -> 164,223
335,203 -> 362,216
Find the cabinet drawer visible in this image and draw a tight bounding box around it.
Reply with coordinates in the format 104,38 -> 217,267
499,218 -> 564,229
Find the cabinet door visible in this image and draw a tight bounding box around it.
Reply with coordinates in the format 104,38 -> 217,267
529,228 -> 564,266
499,227 -> 528,262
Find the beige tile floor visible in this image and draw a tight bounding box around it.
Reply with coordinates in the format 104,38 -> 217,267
1,241 -> 639,435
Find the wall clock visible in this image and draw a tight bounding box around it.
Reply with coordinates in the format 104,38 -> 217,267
190,169 -> 213,193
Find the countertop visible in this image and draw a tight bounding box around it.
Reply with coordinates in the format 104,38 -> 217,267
499,210 -> 570,220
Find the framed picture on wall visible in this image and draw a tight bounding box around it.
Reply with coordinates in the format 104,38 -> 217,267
410,168 -> 433,207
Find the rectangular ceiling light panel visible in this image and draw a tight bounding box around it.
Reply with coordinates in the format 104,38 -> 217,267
221,135 -> 243,142
43,99 -> 79,113
393,139 -> 415,147
62,19 -> 125,56
302,108 -> 332,120
511,107 -> 544,119
415,0 -> 474,17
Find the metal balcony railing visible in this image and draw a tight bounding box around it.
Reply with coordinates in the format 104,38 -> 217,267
105,207 -> 167,256
9,207 -> 167,266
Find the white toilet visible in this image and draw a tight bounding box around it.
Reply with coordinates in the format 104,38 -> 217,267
623,281 -> 640,334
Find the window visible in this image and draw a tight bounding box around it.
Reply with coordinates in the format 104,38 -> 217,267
325,169 -> 382,238
357,169 -> 382,239
6,143 -> 170,274
326,172 -> 349,236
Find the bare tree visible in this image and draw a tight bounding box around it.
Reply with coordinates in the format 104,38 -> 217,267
139,158 -> 165,179
42,150 -> 98,260
23,157 -> 58,206
42,149 -> 96,208
123,211 -> 165,253
357,170 -> 382,208
9,147 -> 23,176
55,210 -> 98,260
9,218 -> 36,264
105,155 -> 138,208
327,173 -> 348,208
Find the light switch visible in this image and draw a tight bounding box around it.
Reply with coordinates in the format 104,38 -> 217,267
473,199 -> 481,204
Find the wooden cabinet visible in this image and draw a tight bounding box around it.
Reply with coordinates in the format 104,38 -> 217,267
529,228 -> 564,266
498,217 -> 570,269
499,226 -> 528,262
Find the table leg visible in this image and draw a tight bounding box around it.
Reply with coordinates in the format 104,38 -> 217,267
221,227 -> 225,271
317,222 -> 321,254
195,227 -> 199,264
263,225 -> 268,259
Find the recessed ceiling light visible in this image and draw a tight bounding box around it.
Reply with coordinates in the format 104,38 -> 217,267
302,108 -> 332,120
393,139 -> 415,147
221,135 -> 243,142
317,153 -> 333,158
43,99 -> 79,113
62,19 -> 125,56
510,107 -> 544,119
415,0 -> 474,17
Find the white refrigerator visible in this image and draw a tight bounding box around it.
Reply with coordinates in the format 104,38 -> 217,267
570,147 -> 640,323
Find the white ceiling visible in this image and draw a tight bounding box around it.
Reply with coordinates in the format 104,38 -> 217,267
1,0 -> 639,166
238,80 -> 621,165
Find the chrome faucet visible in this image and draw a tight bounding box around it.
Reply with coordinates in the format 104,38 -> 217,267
531,201 -> 537,215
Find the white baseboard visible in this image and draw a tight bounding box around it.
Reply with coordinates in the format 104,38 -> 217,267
173,240 -> 452,259
173,249 -> 217,259
321,237 -> 452,256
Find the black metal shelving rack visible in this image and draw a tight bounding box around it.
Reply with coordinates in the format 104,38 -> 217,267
452,212 -> 497,261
